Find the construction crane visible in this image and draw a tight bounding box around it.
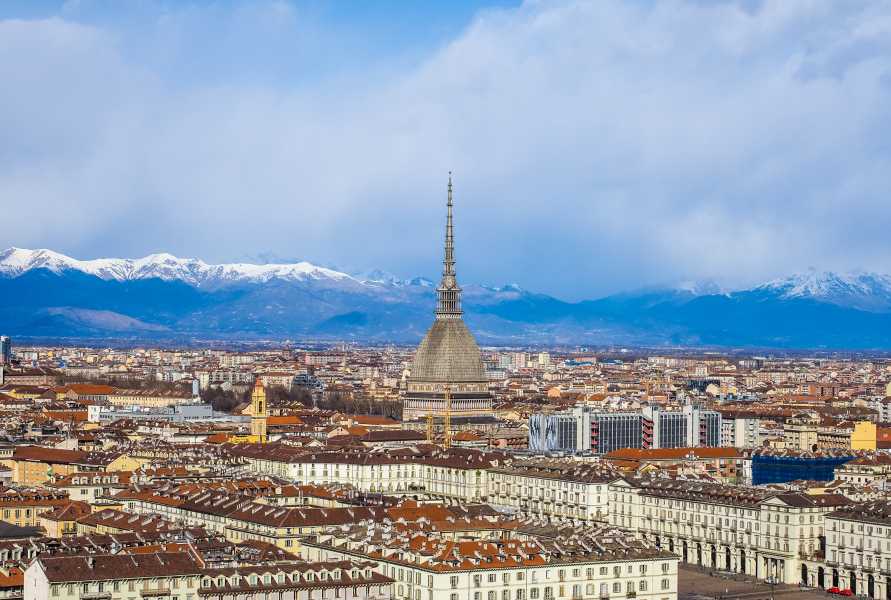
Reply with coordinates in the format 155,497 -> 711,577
426,385 -> 454,448
443,385 -> 452,449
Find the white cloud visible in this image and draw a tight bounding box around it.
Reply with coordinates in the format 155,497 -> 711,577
1,0 -> 891,299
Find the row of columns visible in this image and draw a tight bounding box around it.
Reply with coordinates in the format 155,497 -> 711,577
654,533 -> 891,600
652,535 -> 787,582
802,564 -> 890,600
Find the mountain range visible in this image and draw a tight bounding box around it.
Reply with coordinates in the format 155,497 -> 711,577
4,247 -> 891,349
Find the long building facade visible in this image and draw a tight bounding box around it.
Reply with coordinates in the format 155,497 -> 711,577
529,405 -> 722,455
608,477 -> 849,585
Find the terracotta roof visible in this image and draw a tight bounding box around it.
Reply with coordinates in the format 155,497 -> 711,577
605,447 -> 744,461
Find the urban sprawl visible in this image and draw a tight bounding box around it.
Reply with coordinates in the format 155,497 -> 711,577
0,187 -> 888,600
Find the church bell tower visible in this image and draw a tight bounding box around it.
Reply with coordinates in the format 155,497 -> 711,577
250,376 -> 268,444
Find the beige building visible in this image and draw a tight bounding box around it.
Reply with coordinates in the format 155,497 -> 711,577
303,522 -> 678,600
488,459 -> 618,523
608,477 -> 849,584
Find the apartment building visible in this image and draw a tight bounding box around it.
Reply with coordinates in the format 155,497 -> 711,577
117,487 -> 385,552
24,551 -> 204,600
230,445 -> 503,503
303,522 -> 679,600
720,417 -> 762,449
835,455 -> 891,487
603,448 -> 751,485
6,446 -> 113,485
197,562 -> 392,600
811,500 -> 891,597
24,552 -> 392,600
108,390 -> 195,408
488,459 -> 619,523
607,477 -> 849,585
0,487 -> 73,527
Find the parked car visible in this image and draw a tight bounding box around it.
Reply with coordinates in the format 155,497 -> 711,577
827,587 -> 841,594
839,590 -> 853,597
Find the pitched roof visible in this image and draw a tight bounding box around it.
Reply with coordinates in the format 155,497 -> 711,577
37,552 -> 203,582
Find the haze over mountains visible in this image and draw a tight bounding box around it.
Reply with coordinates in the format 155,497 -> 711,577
4,247 -> 891,349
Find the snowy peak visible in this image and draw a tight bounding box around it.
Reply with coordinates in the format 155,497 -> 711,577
354,269 -> 434,288
757,270 -> 891,311
0,247 -> 358,288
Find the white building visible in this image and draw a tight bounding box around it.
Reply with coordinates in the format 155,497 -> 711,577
303,522 -> 678,600
608,477 -> 849,585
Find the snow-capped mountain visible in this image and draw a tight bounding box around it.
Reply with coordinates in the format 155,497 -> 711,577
353,269 -> 434,288
6,246 -> 891,347
757,270 -> 891,311
0,247 -> 358,288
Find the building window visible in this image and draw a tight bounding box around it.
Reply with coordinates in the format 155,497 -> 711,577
661,580 -> 670,591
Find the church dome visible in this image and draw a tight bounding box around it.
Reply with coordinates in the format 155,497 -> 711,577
410,318 -> 486,383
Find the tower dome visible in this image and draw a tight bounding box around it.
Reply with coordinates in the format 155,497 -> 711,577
403,175 -> 492,421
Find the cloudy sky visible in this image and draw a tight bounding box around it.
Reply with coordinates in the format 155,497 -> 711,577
2,0 -> 891,299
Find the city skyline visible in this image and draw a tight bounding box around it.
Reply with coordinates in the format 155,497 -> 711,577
3,1 -> 891,298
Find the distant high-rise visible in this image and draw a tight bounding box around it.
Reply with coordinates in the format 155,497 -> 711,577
529,404 -> 723,454
403,176 -> 492,421
0,336 -> 10,366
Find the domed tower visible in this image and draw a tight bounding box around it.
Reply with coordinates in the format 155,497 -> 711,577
403,175 -> 492,421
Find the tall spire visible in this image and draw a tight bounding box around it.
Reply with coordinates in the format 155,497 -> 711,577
444,172 -> 455,277
436,172 -> 462,319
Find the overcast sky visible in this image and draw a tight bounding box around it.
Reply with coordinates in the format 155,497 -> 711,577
2,0 -> 891,300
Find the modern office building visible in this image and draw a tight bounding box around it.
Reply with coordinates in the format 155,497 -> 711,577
0,336 -> 10,366
529,404 -> 722,455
